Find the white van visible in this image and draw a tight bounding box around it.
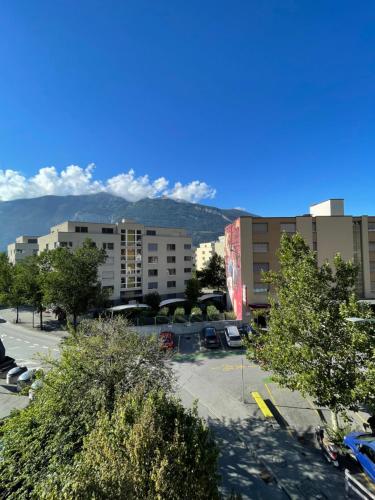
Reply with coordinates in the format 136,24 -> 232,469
224,326 -> 243,348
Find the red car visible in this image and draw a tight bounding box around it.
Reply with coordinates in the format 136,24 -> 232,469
159,331 -> 175,350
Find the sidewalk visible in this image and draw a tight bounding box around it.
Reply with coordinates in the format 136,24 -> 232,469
0,307 -> 66,338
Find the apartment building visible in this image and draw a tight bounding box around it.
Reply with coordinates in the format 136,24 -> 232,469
10,220 -> 193,303
7,236 -> 39,264
195,236 -> 224,270
225,199 -> 375,320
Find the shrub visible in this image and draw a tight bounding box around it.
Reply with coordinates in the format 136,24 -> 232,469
207,305 -> 220,321
158,307 -> 169,316
225,311 -> 236,320
174,307 -> 186,323
190,306 -> 203,322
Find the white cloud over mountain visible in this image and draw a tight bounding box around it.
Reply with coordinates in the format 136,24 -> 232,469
0,164 -> 216,203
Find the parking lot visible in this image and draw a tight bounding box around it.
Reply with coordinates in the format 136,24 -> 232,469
172,328 -> 367,439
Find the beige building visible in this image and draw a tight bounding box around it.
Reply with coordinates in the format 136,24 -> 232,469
225,199 -> 375,320
7,236 -> 39,264
10,220 -> 193,303
195,236 -> 224,270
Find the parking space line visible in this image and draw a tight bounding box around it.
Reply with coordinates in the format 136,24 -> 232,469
251,391 -> 274,418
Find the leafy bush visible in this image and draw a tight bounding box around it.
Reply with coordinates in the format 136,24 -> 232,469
190,306 -> 203,322
207,305 -> 220,321
158,306 -> 169,317
174,307 -> 186,323
225,311 -> 236,320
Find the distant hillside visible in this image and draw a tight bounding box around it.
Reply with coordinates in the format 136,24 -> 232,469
0,193 -> 253,250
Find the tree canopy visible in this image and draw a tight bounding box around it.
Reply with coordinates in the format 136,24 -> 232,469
197,253 -> 226,291
184,277 -> 202,305
247,233 -> 375,428
41,239 -> 107,329
0,317 -> 220,499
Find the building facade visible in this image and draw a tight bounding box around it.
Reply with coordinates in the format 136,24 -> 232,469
225,199 -> 375,320
7,236 -> 39,264
195,236 -> 225,270
10,220 -> 193,303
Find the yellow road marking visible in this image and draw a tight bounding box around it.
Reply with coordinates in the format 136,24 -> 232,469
264,383 -> 294,438
211,364 -> 254,372
251,391 -> 274,418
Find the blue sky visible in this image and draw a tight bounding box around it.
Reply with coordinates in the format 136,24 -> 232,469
0,1 -> 374,215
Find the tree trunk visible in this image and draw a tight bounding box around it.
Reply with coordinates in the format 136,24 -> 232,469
39,309 -> 43,330
331,411 -> 339,431
16,306 -> 19,323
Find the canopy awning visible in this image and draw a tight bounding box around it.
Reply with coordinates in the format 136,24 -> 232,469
107,304 -> 150,312
198,293 -> 224,302
159,298 -> 188,308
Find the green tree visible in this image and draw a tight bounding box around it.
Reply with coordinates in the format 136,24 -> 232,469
17,256 -> 45,329
247,233 -> 375,429
0,317 -> 173,498
38,388 -> 220,500
185,277 -> 201,305
197,253 -> 226,291
41,239 -> 107,330
143,291 -> 161,311
0,254 -> 25,323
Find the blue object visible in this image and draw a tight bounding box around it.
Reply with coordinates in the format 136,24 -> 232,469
344,432 -> 375,483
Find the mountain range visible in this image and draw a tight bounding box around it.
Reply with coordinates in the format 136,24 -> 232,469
0,193 -> 253,250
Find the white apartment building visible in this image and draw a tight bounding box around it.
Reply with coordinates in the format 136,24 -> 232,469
10,220 -> 193,304
195,235 -> 224,270
7,236 -> 39,264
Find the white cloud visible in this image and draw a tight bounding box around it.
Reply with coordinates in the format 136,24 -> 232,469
0,164 -> 216,204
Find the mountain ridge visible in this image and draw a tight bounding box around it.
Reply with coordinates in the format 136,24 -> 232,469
0,193 -> 254,250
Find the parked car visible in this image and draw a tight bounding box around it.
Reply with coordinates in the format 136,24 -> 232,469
201,327 -> 220,348
6,366 -> 27,385
224,326 -> 243,348
238,323 -> 257,339
344,432 -> 375,483
17,368 -> 42,393
159,331 -> 175,350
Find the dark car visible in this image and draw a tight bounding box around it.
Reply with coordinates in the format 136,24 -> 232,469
159,331 -> 175,350
201,327 -> 220,348
238,323 -> 257,340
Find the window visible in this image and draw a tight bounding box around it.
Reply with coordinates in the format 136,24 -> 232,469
167,244 -> 176,251
253,223 -> 268,234
167,256 -> 176,263
168,268 -> 176,275
148,243 -> 158,251
370,262 -> 375,273
28,238 -> 37,244
253,243 -> 268,253
184,280 -> 189,286
146,230 -> 156,236
167,281 -> 176,288
280,223 -> 296,233
312,221 -> 317,232
184,256 -> 192,261
102,227 -> 114,234
148,269 -> 158,277
253,262 -> 269,273
148,256 -> 158,263
184,244 -> 191,250
369,222 -> 375,231
369,242 -> 375,252
148,282 -> 158,289
254,283 -> 268,294
75,226 -> 88,233
313,242 -> 318,252
60,242 -> 68,248
103,242 -> 114,250
371,282 -> 375,292
184,268 -> 192,273
102,271 -> 114,279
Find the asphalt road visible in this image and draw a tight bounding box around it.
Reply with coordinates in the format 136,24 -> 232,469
0,319 -> 61,419
172,331 -> 348,499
